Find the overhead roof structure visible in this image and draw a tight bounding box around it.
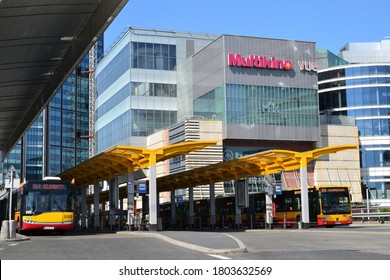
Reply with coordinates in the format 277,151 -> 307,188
60,140 -> 219,185
61,142 -> 357,191
0,0 -> 128,158
156,144 -> 358,192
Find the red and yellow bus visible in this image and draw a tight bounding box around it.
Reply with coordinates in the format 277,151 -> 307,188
160,185 -> 352,229
273,185 -> 353,227
14,177 -> 75,234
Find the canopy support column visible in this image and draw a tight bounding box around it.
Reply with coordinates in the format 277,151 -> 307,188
81,186 -> 87,230
127,172 -> 135,231
171,189 -> 176,229
209,183 -> 215,228
109,178 -> 119,230
300,156 -> 310,229
189,187 -> 194,228
93,183 -> 100,230
148,154 -> 158,231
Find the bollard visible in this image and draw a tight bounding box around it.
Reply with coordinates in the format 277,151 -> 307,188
1,220 -> 10,239
9,220 -> 16,238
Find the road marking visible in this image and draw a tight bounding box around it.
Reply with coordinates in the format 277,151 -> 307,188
208,254 -> 232,260
8,243 -> 18,246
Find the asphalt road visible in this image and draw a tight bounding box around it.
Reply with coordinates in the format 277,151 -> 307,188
227,224 -> 390,259
1,223 -> 390,260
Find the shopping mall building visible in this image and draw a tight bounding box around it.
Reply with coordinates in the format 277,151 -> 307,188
96,27 -> 361,203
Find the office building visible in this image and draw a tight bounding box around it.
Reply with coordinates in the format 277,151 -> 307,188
95,27 -> 219,152
318,40 -> 390,202
96,27 -> 359,201
2,38 -> 103,181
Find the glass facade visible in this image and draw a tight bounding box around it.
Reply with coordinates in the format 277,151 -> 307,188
195,84 -> 318,127
131,42 -> 176,71
131,82 -> 177,97
131,109 -> 177,136
319,64 -> 390,199
96,28 -> 216,153
3,37 -> 103,180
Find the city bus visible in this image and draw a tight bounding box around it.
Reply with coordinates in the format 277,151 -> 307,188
273,185 -> 353,227
13,177 -> 75,233
160,185 -> 353,229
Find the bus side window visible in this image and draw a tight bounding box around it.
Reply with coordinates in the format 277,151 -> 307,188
293,197 -> 301,211
283,197 -> 292,212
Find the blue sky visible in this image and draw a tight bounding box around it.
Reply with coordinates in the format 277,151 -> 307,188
104,0 -> 390,55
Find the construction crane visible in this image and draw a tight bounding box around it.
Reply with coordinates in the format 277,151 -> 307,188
87,42 -> 97,158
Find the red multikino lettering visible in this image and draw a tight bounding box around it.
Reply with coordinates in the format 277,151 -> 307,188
228,53 -> 292,70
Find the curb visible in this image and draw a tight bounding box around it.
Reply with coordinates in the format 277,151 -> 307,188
0,234 -> 30,242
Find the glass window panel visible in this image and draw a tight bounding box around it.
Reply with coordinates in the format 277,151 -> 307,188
353,67 -> 362,76
145,43 -> 153,56
137,42 -> 146,55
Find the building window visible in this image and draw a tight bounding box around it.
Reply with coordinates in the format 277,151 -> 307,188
131,82 -> 176,97
131,42 -> 176,71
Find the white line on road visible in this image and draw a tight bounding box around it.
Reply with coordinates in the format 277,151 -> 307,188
208,254 -> 232,260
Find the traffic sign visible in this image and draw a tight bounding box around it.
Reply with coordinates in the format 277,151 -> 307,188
138,181 -> 147,193
275,184 -> 282,195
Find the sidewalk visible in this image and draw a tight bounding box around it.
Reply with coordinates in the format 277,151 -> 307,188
0,233 -> 30,242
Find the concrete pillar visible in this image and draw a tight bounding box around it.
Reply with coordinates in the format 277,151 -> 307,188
1,220 -> 9,239
156,191 -> 162,231
127,172 -> 135,230
101,202 -> 106,229
148,153 -> 158,231
93,183 -> 100,230
209,183 -> 215,227
81,186 -> 87,229
265,191 -> 273,229
170,189 -> 176,228
109,178 -> 118,230
189,187 -> 194,227
235,201 -> 242,228
300,157 -> 310,229
1,220 -> 15,239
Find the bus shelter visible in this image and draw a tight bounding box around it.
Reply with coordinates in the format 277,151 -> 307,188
60,142 -> 357,230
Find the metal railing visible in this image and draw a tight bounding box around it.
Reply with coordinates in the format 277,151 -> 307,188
352,212 -> 390,219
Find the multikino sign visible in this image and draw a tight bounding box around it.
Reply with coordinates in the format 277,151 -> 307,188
228,53 -> 292,71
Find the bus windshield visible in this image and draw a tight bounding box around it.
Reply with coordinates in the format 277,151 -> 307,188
320,188 -> 351,215
24,190 -> 73,215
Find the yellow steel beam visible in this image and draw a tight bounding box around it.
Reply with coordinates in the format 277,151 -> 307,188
156,144 -> 358,192
59,140 -> 218,186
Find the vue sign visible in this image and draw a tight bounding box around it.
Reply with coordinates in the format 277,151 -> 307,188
298,61 -> 318,72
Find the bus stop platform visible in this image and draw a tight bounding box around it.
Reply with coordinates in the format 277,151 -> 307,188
0,233 -> 30,242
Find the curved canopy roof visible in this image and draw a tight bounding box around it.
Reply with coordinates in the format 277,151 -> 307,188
60,142 -> 357,191
60,140 -> 218,185
0,0 -> 128,157
156,144 -> 358,192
